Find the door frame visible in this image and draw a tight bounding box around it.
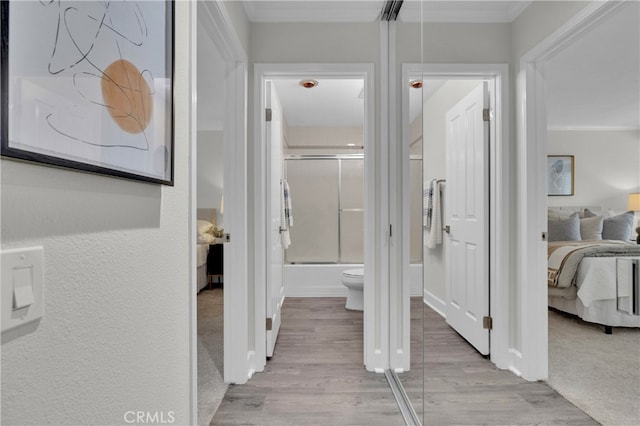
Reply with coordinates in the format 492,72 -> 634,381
253,63 -> 376,371
190,0 -> 250,400
400,63 -> 510,371
517,0 -> 625,381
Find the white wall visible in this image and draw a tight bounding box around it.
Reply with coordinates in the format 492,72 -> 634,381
547,130 -> 640,211
286,127 -> 363,148
0,3 -> 192,425
197,130 -> 225,226
422,80 -> 483,305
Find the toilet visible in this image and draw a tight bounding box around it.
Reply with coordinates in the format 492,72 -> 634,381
342,269 -> 364,311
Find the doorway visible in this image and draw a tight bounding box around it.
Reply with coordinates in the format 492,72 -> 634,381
400,63 -> 511,374
517,0 -> 638,382
397,66 -> 510,419
519,1 -> 639,422
253,64 -> 375,370
191,2 -> 249,424
195,10 -> 227,423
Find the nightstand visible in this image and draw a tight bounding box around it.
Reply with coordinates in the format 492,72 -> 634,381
207,243 -> 224,286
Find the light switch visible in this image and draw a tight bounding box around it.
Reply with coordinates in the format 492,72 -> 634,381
2,247 -> 44,333
13,266 -> 35,310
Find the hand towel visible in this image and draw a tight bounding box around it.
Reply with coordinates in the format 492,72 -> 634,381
426,180 -> 443,249
280,179 -> 293,249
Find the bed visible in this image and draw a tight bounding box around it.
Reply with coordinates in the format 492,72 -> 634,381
547,207 -> 640,332
196,208 -> 217,292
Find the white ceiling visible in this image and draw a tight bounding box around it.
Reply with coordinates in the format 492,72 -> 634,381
272,79 -> 364,127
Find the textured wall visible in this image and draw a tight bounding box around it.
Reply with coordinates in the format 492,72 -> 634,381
1,3 -> 192,425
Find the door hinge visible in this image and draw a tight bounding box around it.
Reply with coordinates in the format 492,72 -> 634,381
266,317 -> 272,331
389,224 -> 392,238
223,233 -> 231,243
483,108 -> 493,122
483,315 -> 493,330
265,108 -> 272,122
541,232 -> 548,242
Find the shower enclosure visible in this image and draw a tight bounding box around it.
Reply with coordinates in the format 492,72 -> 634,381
284,155 -> 423,265
284,156 -> 364,264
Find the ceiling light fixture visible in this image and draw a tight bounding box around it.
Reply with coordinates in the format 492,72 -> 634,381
409,80 -> 423,89
299,79 -> 319,89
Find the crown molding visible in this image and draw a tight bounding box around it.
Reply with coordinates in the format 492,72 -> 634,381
243,1 -> 383,23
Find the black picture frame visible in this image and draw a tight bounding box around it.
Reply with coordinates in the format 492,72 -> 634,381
1,1 -> 175,185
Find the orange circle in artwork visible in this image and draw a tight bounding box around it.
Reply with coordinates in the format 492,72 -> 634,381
101,59 -> 153,134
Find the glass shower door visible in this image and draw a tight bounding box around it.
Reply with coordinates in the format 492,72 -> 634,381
340,158 -> 364,263
285,159 -> 340,263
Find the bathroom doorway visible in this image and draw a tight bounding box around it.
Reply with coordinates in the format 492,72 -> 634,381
253,64 -> 375,369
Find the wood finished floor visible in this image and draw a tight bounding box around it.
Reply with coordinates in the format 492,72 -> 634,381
399,297 -> 598,425
212,297 -> 596,426
211,297 -> 403,425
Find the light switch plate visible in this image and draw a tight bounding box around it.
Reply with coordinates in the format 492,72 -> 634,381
2,247 -> 44,333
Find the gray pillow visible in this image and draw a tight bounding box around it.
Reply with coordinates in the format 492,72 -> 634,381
548,213 -> 581,242
579,215 -> 604,240
601,211 -> 634,241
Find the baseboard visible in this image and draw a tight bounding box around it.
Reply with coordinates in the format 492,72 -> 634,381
508,348 -> 523,377
424,289 -> 447,318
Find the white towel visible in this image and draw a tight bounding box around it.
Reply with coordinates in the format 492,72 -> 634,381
280,179 -> 293,249
426,180 -> 443,249
424,179 -> 435,229
283,179 -> 293,228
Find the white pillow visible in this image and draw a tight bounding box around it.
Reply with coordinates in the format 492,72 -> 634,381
197,220 -> 213,236
579,215 -> 603,240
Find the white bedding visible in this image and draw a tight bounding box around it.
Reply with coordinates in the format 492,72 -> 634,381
576,257 -> 636,307
197,243 -> 209,268
550,256 -> 640,327
196,244 -> 210,292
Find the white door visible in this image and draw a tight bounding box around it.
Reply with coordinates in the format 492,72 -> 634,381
444,82 -> 490,355
265,81 -> 285,357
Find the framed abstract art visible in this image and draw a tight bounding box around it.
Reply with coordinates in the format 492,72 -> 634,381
1,1 -> 174,185
547,155 -> 574,196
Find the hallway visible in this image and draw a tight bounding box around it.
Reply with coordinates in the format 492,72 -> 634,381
211,298 -> 403,425
212,297 -> 597,425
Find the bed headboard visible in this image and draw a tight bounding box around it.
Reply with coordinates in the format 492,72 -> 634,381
197,208 -> 217,226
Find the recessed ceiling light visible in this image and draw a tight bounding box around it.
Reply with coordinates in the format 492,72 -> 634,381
409,80 -> 423,89
299,79 -> 319,89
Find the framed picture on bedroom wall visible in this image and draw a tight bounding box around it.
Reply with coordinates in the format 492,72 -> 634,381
547,155 -> 574,196
0,1 -> 175,185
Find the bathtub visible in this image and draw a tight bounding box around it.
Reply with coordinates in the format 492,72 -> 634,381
284,263 -> 423,297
